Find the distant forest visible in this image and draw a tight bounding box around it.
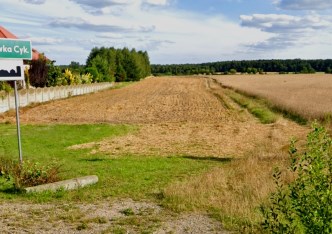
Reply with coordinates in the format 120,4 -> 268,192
151,59 -> 332,75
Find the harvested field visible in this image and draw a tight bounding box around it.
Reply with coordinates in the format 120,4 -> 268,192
212,73 -> 332,121
0,76 -> 310,233
2,77 -> 307,158
15,77 -> 229,124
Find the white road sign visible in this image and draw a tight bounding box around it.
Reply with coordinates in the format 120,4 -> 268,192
0,59 -> 24,81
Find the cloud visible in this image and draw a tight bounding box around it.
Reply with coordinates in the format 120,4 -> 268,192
277,0 -> 332,10
244,34 -> 297,51
69,0 -> 132,14
240,14 -> 330,33
137,38 -> 174,51
69,0 -> 131,8
48,17 -> 154,33
143,0 -> 170,6
69,0 -> 171,14
28,37 -> 63,46
24,0 -> 46,4
240,13 -> 332,55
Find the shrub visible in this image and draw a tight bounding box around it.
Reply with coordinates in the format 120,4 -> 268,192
80,73 -> 93,84
0,81 -> 12,92
29,54 -> 49,87
46,62 -> 63,87
24,66 -> 30,89
261,124 -> 332,233
64,69 -> 75,85
0,157 -> 61,190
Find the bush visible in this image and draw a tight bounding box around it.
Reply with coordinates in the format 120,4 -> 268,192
0,157 -> 61,190
261,124 -> 332,233
46,62 -> 63,87
80,73 -> 93,84
29,54 -> 49,87
0,81 -> 12,92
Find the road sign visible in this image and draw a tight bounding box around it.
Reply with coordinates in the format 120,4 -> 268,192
0,39 -> 32,59
0,39 -> 31,163
0,60 -> 24,81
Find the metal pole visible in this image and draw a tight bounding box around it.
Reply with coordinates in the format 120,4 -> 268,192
14,81 -> 23,163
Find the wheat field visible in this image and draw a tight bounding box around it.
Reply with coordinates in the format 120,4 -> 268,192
213,73 -> 332,122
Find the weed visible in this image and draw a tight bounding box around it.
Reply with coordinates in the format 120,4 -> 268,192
107,226 -> 127,234
121,208 -> 135,216
76,222 -> 88,230
0,157 -> 61,190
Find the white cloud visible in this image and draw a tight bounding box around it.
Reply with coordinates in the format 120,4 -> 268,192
69,0 -> 131,8
68,0 -> 133,14
241,14 -> 331,33
278,0 -> 332,10
24,0 -> 46,4
240,13 -> 332,58
48,17 -> 135,33
143,0 -> 170,6
26,37 -> 64,46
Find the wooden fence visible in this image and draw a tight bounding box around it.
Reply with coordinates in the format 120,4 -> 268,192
0,82 -> 113,113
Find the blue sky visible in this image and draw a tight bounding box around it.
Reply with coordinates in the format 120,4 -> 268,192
1,0 -> 332,65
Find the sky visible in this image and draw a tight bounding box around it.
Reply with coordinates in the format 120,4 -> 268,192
1,0 -> 332,65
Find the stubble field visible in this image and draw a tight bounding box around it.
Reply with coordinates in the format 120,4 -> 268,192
0,76 -> 309,233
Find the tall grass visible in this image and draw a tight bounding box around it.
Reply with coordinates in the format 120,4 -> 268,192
161,137 -> 299,233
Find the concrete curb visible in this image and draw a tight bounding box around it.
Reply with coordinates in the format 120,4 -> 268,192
24,175 -> 98,193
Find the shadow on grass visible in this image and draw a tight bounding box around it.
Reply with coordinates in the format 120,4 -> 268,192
182,155 -> 233,163
0,185 -> 24,194
79,158 -> 107,162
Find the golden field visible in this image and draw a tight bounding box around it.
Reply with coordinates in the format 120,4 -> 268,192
213,73 -> 332,122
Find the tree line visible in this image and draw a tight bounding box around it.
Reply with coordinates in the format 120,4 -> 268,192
151,59 -> 332,75
0,47 -> 151,91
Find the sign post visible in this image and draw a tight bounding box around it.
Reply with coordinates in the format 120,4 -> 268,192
0,38 -> 32,163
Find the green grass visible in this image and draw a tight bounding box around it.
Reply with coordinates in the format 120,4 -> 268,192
0,123 -> 219,202
226,90 -> 278,124
222,86 -> 307,125
112,82 -> 136,89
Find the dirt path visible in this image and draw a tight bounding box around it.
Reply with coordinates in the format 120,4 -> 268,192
0,199 -> 228,234
0,77 -> 308,233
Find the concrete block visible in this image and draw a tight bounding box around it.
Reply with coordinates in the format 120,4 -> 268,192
24,175 -> 98,193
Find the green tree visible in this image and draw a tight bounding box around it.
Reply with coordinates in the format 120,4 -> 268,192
85,66 -> 100,83
86,46 -> 150,82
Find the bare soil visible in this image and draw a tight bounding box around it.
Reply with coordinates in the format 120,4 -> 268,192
0,77 -> 308,233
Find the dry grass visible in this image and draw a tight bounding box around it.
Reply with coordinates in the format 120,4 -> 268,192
161,119 -> 307,232
212,73 -> 332,123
